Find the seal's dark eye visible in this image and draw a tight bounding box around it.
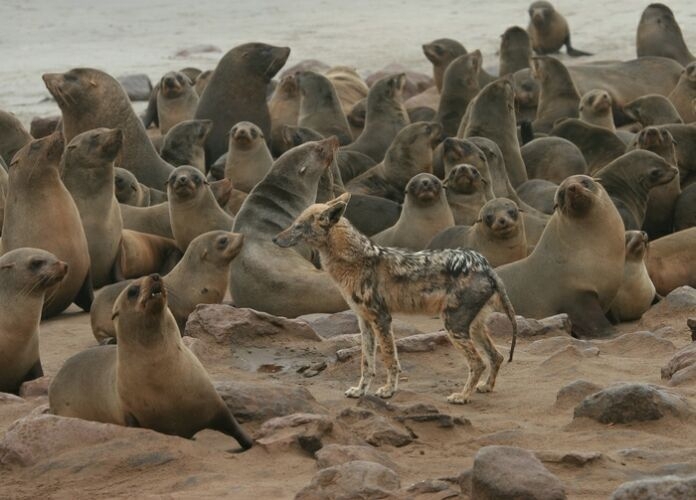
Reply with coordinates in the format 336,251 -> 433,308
485,215 -> 495,226
219,237 -> 229,246
434,46 -> 444,55
425,125 -> 432,134
127,286 -> 139,299
29,259 -> 45,270
65,73 -> 77,82
581,179 -> 591,188
508,209 -> 517,218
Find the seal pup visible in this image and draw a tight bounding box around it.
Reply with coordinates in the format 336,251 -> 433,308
120,202 -> 173,239
43,68 -> 174,188
550,118 -> 626,173
435,51 -> 481,137
423,38 -> 467,93
527,1 -> 592,56
49,274 -> 253,450
325,66 -> 369,117
522,137 -> 587,183
118,229 -> 182,280
596,149 -> 678,231
608,231 -> 657,323
646,227 -> 696,296
156,71 -> 199,134
296,71 -> 352,145
230,137 -> 348,317
443,164 -> 491,225
0,109 -> 32,166
269,73 -> 301,157
668,62 -> 696,124
195,42 -> 290,166
658,124 -> 696,184
273,193 -> 517,403
91,231 -> 244,343
499,26 -> 532,76
637,3 -> 695,66
579,89 -> 616,132
346,122 -> 442,204
115,168 -> 167,207
497,176 -> 625,338
2,132 -> 92,318
160,119 -> 212,171
0,249 -> 67,394
674,184 -> 696,231
224,121 -> 274,192
167,166 -> 233,250
622,94 -> 683,126
372,173 -> 454,250
61,128 -> 124,289
342,73 -> 410,162
429,198 -> 528,267
517,179 -> 557,215
531,56 -> 581,134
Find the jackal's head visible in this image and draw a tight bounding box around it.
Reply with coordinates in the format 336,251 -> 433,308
273,193 -> 351,248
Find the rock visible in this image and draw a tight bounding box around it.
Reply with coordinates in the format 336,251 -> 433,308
641,287 -> 696,329
117,74 -> 153,101
526,336 -> 594,356
255,413 -> 333,454
214,380 -> 325,423
174,44 -> 221,58
186,304 -> 323,345
29,115 -> 60,138
669,364 -> 696,386
298,360 -> 328,378
661,342 -> 696,385
555,380 -> 603,409
573,383 -> 693,424
405,479 -> 455,495
337,407 -> 413,448
0,393 -> 24,404
471,445 -> 567,500
535,450 -> 603,467
295,460 -> 401,500
393,402 -> 470,428
336,331 -> 449,361
18,376 -> 51,398
540,345 -> 599,371
597,332 -> 675,357
315,444 -> 399,471
489,313 -> 572,340
181,336 -> 208,359
611,475 -> 696,500
297,310 -> 423,339
281,59 -> 331,79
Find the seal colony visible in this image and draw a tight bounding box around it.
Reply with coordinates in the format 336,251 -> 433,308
2,2 -> 696,496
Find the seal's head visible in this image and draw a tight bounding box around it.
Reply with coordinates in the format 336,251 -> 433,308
422,38 -> 466,66
229,121 -> 264,151
580,89 -> 612,114
167,165 -> 207,201
406,173 -> 444,204
64,128 -> 123,168
478,198 -> 522,239
0,248 -> 68,297
528,1 -> 555,28
554,175 -> 601,217
444,164 -> 485,194
160,71 -> 192,99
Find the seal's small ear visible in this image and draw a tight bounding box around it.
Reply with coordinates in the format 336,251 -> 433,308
111,310 -> 120,321
480,177 -> 489,184
474,218 -> 482,224
0,263 -> 15,270
518,207 -> 526,213
553,203 -> 559,211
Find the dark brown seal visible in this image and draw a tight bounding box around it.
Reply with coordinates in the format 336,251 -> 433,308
160,119 -> 212,171
297,71 -> 352,145
636,3 -> 695,66
527,1 -> 592,56
435,51 -> 481,137
522,137 -> 587,183
622,94 -> 683,126
0,110 -> 32,166
531,56 -> 580,133
499,26 -> 533,76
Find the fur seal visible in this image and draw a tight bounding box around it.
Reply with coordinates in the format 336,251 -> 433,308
674,184 -> 696,231
194,70 -> 213,96
49,274 -> 253,450
0,165 -> 7,235
0,249 -> 67,394
658,124 -> 696,184
91,231 -> 244,343
160,119 -> 212,171
118,229 -> 182,279
61,128 -> 124,289
120,202 -> 172,239
608,231 -> 656,323
527,1 -> 592,56
342,73 -> 409,162
513,68 -> 540,122
297,71 -> 352,145
579,89 -> 615,131
269,73 -> 301,157
497,175 -> 625,338
522,137 -> 587,183
156,71 -> 199,134
517,179 -> 557,215
224,121 -> 273,192
0,110 -> 32,165
636,3 -> 695,66
499,26 -> 532,76
343,194 -> 401,237
195,43 -> 290,166
435,51 -> 481,137
2,132 -> 92,318
443,164 -> 490,225
346,122 -> 442,203
596,149 -> 678,231
423,38 -> 467,93
668,62 -> 696,123
346,98 -> 367,139
531,56 -> 580,133
230,137 -> 347,316
428,198 -> 528,267
43,68 -> 174,188
372,173 -> 454,250
114,168 -> 167,207
461,77 -> 528,187
325,66 -> 369,117
622,94 -> 683,126
549,118 -> 625,173
646,227 -> 696,296
167,166 -> 233,250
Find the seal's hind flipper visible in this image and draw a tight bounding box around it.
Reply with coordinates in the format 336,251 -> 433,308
565,35 -> 592,57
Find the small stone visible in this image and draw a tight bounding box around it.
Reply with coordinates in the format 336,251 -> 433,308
597,331 -> 675,357
610,474 -> 696,500
295,460 -> 401,500
556,380 -> 603,409
117,74 -> 153,101
661,342 -> 696,384
526,336 -> 594,356
315,444 -> 399,471
489,313 -> 572,340
536,450 -> 603,467
406,479 -> 452,494
640,286 -> 696,329
255,413 -> 333,454
0,393 -> 25,404
18,376 -> 51,398
336,331 -> 450,360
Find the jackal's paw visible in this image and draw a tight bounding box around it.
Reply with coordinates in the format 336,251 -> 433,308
345,386 -> 365,398
375,385 -> 396,399
447,392 -> 472,405
476,382 -> 494,393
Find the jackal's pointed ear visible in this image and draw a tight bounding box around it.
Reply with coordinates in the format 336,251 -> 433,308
320,201 -> 348,226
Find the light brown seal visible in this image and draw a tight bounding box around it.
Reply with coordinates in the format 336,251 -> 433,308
297,71 -> 352,145
43,68 -> 174,188
372,173 -> 454,250
668,62 -> 696,123
499,26 -> 532,76
527,1 -> 592,56
516,179 -> 557,215
195,42 -> 290,166
646,227 -> 696,296
167,165 -> 234,250
2,132 -> 92,318
497,175 -> 625,338
91,230 -> 243,343
325,66 -> 369,117
531,56 -> 580,133
160,119 -> 212,171
269,73 -> 301,157
224,121 -> 274,192
521,137 -> 587,183
608,231 -> 656,323
0,109 -> 32,166
0,249 -> 67,394
429,198 -> 528,267
622,94 -> 683,126
443,164 -> 491,225
49,274 -> 253,450
636,3 -> 695,66
156,71 -> 199,134
118,229 -> 182,279
579,89 -> 616,132
120,202 -> 173,239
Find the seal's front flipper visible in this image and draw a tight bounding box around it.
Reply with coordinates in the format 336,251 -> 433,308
569,292 -> 615,339
209,411 -> 254,452
74,271 -> 94,312
20,359 -> 44,390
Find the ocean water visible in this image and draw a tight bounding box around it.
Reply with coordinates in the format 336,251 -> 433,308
1,0 -> 695,125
